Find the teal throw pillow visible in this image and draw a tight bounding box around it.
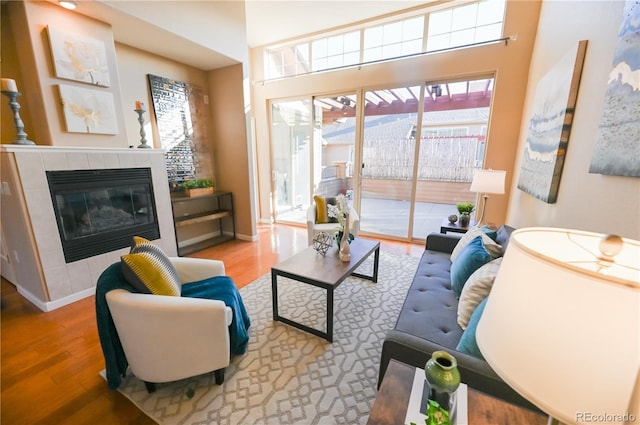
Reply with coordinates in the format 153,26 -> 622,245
456,296 -> 488,359
451,236 -> 493,297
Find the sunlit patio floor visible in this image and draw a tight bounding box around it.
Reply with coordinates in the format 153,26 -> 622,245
277,199 -> 460,242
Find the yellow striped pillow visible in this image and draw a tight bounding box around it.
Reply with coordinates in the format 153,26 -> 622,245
121,237 -> 181,296
314,195 -> 329,223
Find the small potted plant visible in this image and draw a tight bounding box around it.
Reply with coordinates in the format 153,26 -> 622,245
456,202 -> 474,227
181,178 -> 214,197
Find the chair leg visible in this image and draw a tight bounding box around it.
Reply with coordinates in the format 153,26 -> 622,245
214,368 -> 225,385
144,381 -> 157,393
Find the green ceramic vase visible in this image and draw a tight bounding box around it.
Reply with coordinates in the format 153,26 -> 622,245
424,351 -> 461,395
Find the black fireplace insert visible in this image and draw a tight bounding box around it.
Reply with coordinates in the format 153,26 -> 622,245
47,168 -> 160,263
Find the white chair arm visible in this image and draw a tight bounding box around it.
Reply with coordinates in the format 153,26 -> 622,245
106,289 -> 231,383
348,206 -> 360,237
307,204 -> 317,245
169,257 -> 225,284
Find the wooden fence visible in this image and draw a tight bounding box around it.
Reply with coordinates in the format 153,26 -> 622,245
362,136 -> 483,182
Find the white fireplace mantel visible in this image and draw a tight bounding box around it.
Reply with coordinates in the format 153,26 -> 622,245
0,145 -> 177,311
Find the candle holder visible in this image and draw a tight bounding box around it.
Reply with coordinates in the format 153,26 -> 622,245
134,108 -> 151,149
1,90 -> 35,145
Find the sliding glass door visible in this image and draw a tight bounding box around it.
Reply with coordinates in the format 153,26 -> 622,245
359,86 -> 421,238
269,77 -> 494,240
270,100 -> 312,223
270,94 -> 357,225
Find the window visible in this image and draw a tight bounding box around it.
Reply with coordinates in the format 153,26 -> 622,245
363,16 -> 424,62
427,0 -> 506,51
263,0 -> 506,79
265,43 -> 310,79
312,31 -> 360,71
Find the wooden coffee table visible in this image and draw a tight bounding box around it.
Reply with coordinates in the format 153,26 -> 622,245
271,238 -> 380,342
368,359 -> 547,425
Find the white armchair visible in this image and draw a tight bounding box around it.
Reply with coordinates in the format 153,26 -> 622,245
306,203 -> 360,245
105,257 -> 232,392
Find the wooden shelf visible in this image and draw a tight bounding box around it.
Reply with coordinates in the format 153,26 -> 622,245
174,210 -> 231,227
170,191 -> 235,254
177,234 -> 235,256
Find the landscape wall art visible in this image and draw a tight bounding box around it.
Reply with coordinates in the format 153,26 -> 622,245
517,40 -> 588,204
589,0 -> 640,177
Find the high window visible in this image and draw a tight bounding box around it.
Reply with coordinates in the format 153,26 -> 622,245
312,31 -> 360,71
264,0 -> 506,80
363,16 -> 424,62
427,0 -> 506,51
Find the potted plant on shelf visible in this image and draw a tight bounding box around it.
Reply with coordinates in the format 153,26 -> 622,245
456,202 -> 474,227
181,178 -> 215,197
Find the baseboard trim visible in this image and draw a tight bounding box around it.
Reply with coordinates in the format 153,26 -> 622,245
17,285 -> 95,312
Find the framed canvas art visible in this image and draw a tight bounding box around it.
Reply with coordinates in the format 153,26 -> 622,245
517,40 -> 588,204
59,85 -> 118,135
47,26 -> 111,87
589,0 -> 640,177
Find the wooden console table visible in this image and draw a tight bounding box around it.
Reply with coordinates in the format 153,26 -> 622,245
367,359 -> 547,425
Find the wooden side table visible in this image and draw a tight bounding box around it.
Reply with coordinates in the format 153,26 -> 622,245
440,217 -> 477,234
367,359 -> 547,425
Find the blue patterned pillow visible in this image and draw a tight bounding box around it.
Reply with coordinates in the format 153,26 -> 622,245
456,296 -> 488,359
450,236 -> 493,297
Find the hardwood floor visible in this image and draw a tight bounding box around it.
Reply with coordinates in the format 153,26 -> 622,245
1,224 -> 423,425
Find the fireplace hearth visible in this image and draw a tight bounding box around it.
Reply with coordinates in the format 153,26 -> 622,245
47,168 -> 160,263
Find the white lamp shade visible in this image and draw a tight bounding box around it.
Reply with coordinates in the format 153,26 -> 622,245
470,169 -> 506,194
477,228 -> 640,425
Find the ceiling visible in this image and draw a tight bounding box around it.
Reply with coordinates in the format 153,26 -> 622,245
66,0 -> 433,70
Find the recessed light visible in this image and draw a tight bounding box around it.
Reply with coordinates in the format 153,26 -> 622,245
59,0 -> 77,10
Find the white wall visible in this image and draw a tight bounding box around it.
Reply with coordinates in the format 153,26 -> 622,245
507,1 -> 640,239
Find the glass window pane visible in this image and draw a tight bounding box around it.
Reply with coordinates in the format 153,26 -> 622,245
312,39 -> 327,59
364,26 -> 383,49
312,57 -> 327,72
363,47 -> 382,62
343,51 -> 360,66
403,16 -> 424,39
295,44 -> 309,62
382,43 -> 402,59
475,23 -> 502,41
383,21 -> 403,44
427,34 -> 451,51
452,3 -> 478,31
451,28 -> 475,46
344,31 -> 360,52
402,39 -> 423,55
477,0 -> 506,25
327,35 -> 343,56
428,9 -> 452,35
327,55 -> 343,68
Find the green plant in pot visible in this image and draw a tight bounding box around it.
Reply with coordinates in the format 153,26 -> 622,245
181,178 -> 215,197
456,202 -> 474,227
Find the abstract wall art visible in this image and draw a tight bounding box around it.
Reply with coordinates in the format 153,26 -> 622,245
58,85 -> 118,134
589,0 -> 640,177
47,26 -> 111,87
517,40 -> 588,204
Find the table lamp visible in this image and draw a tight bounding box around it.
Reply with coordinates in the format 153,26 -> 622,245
477,227 -> 640,425
469,169 -> 505,225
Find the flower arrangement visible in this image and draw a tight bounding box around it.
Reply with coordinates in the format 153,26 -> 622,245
327,194 -> 354,244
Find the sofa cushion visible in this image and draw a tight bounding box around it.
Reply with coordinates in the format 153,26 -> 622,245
121,237 -> 181,296
394,250 -> 463,349
456,296 -> 488,359
451,236 -> 493,297
457,257 -> 502,329
450,226 -> 500,262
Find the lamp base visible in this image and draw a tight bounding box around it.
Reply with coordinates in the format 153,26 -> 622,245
14,139 -> 35,145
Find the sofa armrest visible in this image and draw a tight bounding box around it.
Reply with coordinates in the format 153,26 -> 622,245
169,257 -> 225,284
425,233 -> 460,254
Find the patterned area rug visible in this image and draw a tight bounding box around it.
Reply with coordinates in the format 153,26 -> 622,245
111,250 -> 419,425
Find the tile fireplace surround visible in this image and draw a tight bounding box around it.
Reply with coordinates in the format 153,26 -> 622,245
0,145 -> 177,312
